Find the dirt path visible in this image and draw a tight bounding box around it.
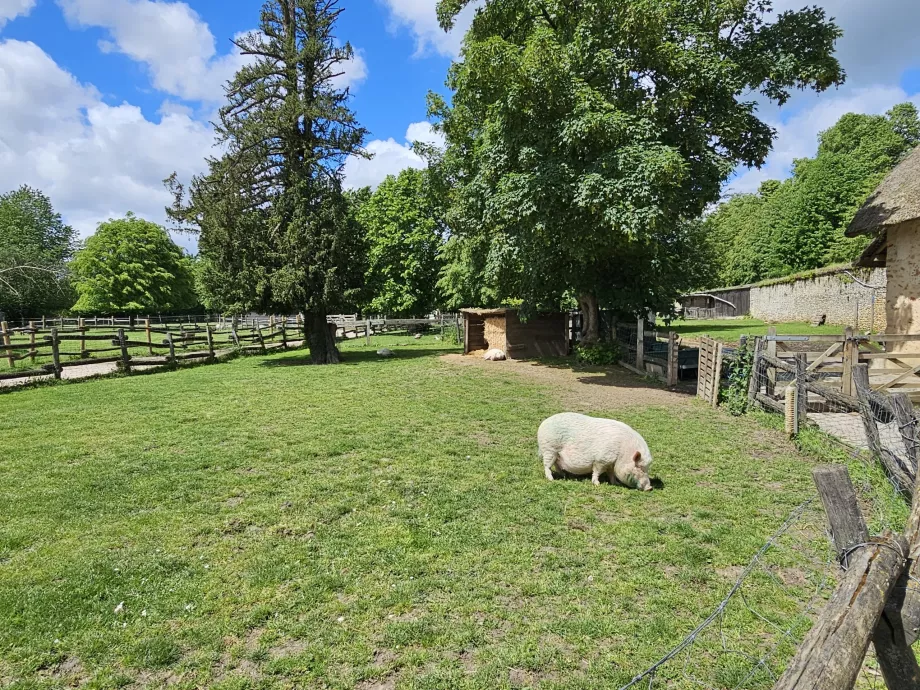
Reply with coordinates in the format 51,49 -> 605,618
441,353 -> 696,411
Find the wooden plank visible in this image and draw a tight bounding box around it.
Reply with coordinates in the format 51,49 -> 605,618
807,342 -> 843,372
796,353 -> 807,424
876,361 -> 920,392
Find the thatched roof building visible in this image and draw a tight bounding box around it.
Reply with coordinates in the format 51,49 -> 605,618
847,146 -> 920,267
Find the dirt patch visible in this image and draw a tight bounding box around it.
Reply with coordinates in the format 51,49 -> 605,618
269,639 -> 307,659
357,676 -> 396,690
441,354 -> 691,411
373,649 -> 397,669
716,566 -> 744,581
509,668 -> 537,687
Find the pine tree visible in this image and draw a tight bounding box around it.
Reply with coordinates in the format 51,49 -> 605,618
168,0 -> 368,363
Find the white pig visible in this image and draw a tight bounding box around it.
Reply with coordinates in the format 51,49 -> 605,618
537,413 -> 653,491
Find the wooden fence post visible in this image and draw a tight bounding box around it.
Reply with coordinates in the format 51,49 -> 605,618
795,353 -> 808,430
765,326 -> 777,397
206,325 -> 215,360
256,327 -> 267,354
667,332 -> 678,387
145,317 -> 153,356
49,328 -> 61,379
635,317 -> 644,371
891,393 -> 919,474
166,332 -> 176,364
854,363 -> 884,460
117,329 -> 132,374
1,321 -> 12,368
365,319 -> 371,347
41,315 -> 46,329
78,317 -> 86,357
28,320 -> 36,364
842,326 -> 857,397
280,324 -> 288,351
747,337 -> 763,408
808,466 -> 920,689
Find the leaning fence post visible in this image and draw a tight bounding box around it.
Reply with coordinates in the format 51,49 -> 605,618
256,326 -> 267,354
635,317 -> 644,371
206,325 -> 215,361
280,324 -> 288,351
50,328 -> 61,379
891,394 -> 919,485
1,321 -> 12,368
166,332 -> 176,364
117,328 -> 132,374
854,363 -> 884,461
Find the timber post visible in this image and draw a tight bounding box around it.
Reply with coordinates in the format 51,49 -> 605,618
117,328 -> 132,374
1,321 -> 12,368
842,326 -> 858,397
854,364 -> 884,461
795,353 -> 808,433
206,325 -> 215,361
145,317 -> 153,355
635,317 -> 644,371
667,332 -> 678,387
166,332 -> 176,364
366,319 -> 371,347
765,326 -> 777,397
49,328 -> 61,379
28,320 -> 36,364
256,326 -> 267,354
747,337 -> 763,408
79,317 -> 86,357
280,324 -> 288,350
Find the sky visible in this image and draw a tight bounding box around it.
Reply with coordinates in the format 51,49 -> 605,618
0,0 -> 919,251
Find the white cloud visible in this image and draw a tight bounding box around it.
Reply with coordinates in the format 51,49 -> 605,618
56,0 -> 366,104
377,0 -> 479,58
343,121 -> 442,190
0,0 -> 34,27
332,50 -> 368,91
728,0 -> 920,196
0,39 -> 216,245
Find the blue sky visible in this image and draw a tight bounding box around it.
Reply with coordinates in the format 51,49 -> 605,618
0,0 -> 919,248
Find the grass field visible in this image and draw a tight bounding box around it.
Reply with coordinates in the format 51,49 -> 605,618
670,319 -> 850,345
0,337 -> 905,689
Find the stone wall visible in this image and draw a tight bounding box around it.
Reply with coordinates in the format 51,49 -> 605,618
747,267 -> 887,332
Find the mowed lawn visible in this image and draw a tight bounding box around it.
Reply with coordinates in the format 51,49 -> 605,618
670,319 -> 850,345
0,337 -> 898,689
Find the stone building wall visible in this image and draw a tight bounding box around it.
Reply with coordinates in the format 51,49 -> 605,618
885,219 -> 920,353
746,267 -> 887,332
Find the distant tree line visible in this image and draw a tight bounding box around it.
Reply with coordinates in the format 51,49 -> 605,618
702,103 -> 920,288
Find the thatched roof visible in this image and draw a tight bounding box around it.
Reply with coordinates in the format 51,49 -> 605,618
460,308 -> 511,316
847,146 -> 920,237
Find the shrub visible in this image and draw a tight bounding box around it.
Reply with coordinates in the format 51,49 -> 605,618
575,341 -> 623,366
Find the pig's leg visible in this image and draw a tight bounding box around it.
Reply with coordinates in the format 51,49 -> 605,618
591,465 -> 602,486
607,468 -> 619,486
541,450 -> 557,481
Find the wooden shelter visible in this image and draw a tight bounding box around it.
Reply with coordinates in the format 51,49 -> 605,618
461,308 -> 568,359
847,146 -> 920,351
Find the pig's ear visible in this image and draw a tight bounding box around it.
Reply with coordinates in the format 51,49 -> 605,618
633,451 -> 642,466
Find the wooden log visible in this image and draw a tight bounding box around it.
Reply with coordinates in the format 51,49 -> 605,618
775,529 -> 910,690
256,327 -> 266,354
129,356 -> 170,366
280,324 -> 287,350
52,356 -> 121,368
49,328 -> 61,379
891,393 -> 919,485
754,392 -> 785,413
811,465 -> 920,689
0,368 -> 50,381
206,325 -> 215,359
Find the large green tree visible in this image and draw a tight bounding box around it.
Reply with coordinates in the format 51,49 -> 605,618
167,0 -> 368,364
358,168 -> 445,317
433,0 -> 844,340
71,214 -> 196,314
0,186 -> 75,319
706,103 -> 920,286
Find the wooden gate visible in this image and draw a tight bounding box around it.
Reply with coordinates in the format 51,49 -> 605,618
697,336 -> 723,407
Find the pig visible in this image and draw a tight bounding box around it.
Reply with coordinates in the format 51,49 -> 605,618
537,413 -> 653,491
483,349 -> 506,361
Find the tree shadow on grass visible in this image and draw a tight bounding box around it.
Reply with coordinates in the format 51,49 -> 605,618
528,357 -> 697,396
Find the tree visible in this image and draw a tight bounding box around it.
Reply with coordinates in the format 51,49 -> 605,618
0,186 -> 75,319
167,0 -> 368,364
432,0 -> 844,341
357,168 -> 445,317
705,103 -> 920,285
71,214 -> 196,314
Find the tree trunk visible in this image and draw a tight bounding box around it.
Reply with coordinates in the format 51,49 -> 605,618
579,292 -> 599,345
305,309 -> 340,364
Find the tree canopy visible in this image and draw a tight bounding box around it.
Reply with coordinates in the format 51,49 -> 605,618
167,0 -> 368,364
432,0 -> 844,339
357,168 -> 445,317
0,186 -> 75,319
71,214 -> 196,314
705,103 -> 920,287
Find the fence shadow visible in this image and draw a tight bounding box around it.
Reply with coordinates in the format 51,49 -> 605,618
529,357 -> 697,395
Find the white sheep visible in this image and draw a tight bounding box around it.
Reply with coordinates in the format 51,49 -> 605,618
538,413 -> 653,491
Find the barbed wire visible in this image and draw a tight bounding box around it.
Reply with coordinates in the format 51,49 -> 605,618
617,498 -> 835,690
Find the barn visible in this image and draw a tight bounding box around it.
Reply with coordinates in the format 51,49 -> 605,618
461,308 -> 569,359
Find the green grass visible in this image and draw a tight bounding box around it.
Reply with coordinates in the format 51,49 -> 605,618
0,337 -> 904,688
670,319 -> 850,345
